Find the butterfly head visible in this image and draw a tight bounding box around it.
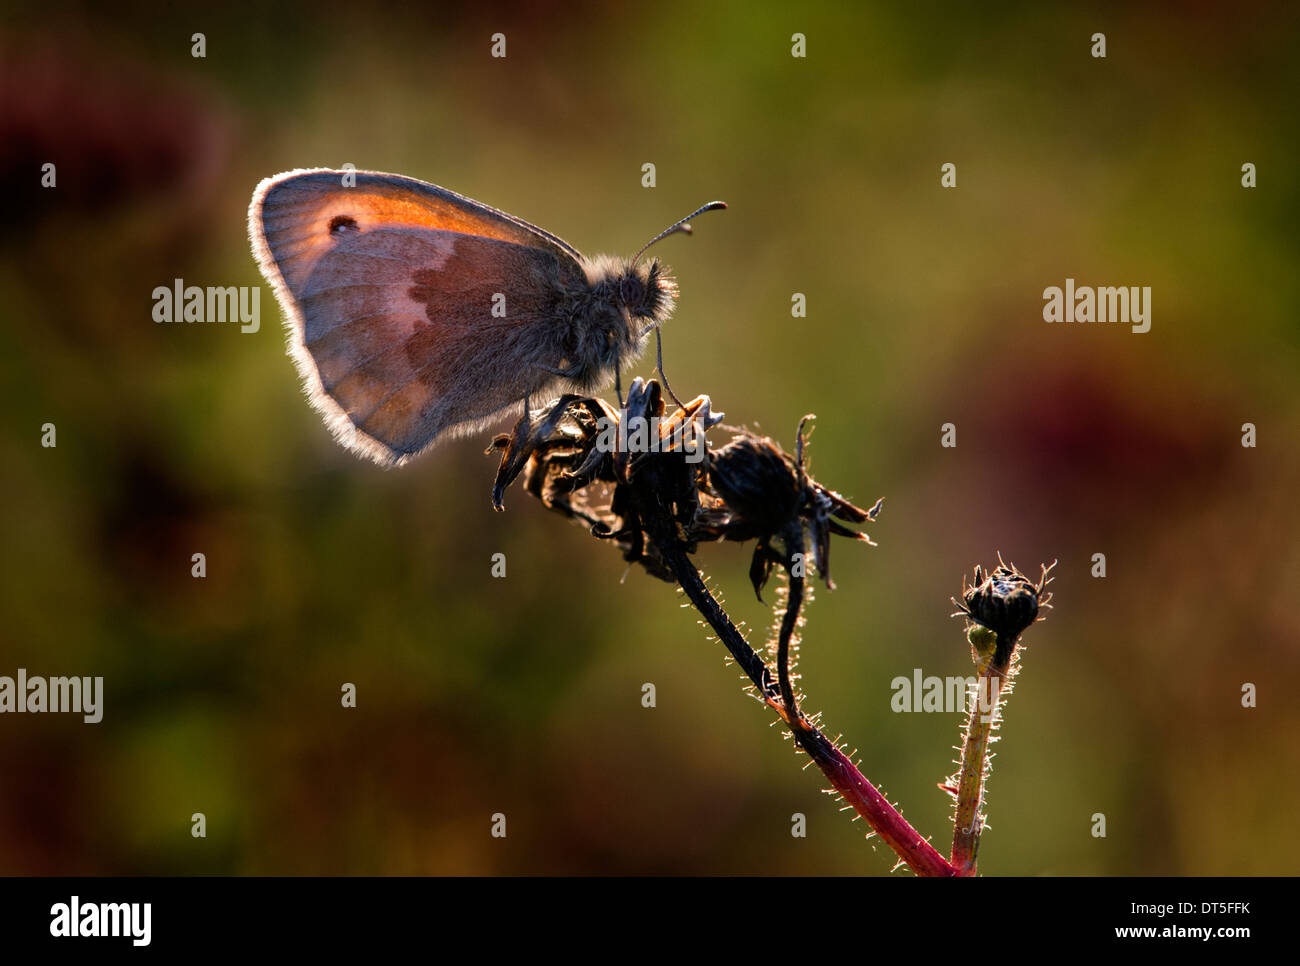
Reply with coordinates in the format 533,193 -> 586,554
569,255 -> 676,387
562,201 -> 723,392
618,256 -> 678,327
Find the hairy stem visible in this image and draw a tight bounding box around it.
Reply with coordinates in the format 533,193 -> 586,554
660,541 -> 955,877
950,647 -> 1012,875
776,530 -> 805,723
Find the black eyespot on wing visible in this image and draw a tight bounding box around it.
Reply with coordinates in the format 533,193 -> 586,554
329,214 -> 359,236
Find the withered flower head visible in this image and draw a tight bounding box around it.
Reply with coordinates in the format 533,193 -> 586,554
705,416 -> 881,600
953,558 -> 1055,666
488,379 -> 723,582
489,386 -> 880,597
707,435 -> 802,538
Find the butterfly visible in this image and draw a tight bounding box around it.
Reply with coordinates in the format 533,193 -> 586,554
248,168 -> 724,466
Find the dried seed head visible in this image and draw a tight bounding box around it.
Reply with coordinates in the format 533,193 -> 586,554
707,434 -> 803,539
953,558 -> 1055,665
704,421 -> 879,599
489,383 -> 880,595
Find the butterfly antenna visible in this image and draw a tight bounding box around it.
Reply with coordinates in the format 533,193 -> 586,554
655,328 -> 684,409
633,201 -> 727,265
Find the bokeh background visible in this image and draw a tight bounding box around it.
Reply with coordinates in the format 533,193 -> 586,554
1,1 -> 1297,875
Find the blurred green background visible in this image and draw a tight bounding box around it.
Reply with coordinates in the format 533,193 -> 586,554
1,1 -> 1297,875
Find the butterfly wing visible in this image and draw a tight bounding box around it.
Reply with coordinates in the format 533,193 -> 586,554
248,168 -> 587,465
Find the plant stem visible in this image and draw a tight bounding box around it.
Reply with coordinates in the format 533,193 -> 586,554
776,529 -> 805,721
660,541 -> 955,877
949,647 -> 1010,875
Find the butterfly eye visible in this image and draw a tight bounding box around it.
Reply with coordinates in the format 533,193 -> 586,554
620,275 -> 645,306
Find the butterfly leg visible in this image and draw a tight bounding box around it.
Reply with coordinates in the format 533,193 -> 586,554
489,394 -> 534,511
489,392 -> 584,511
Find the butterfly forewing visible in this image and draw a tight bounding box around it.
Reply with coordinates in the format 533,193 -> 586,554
249,168 -> 586,464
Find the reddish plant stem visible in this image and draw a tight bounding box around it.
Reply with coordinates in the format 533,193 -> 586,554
660,542 -> 955,878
